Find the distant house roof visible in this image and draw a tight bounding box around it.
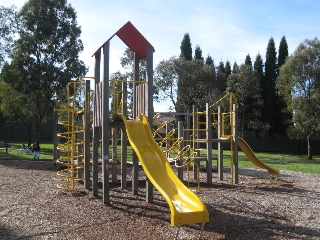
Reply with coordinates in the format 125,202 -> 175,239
92,21 -> 155,58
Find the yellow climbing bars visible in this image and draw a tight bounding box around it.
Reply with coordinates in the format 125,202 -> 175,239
55,76 -> 94,192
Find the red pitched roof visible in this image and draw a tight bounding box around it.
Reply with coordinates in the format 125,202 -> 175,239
92,21 -> 155,58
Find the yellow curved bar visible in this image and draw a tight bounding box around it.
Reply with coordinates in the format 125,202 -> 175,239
117,113 -> 209,226
238,137 -> 279,175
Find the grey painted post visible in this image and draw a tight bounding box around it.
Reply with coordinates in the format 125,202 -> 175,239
146,43 -> 154,203
232,104 -> 239,184
193,105 -> 199,180
84,80 -> 91,190
177,121 -> 184,180
111,128 -> 117,183
132,51 -> 140,195
206,103 -> 213,184
217,106 -> 224,180
77,117 -> 83,179
102,43 -> 110,204
53,112 -> 60,162
121,81 -> 127,189
92,50 -> 101,196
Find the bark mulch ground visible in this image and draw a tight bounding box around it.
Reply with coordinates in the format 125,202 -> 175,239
0,159 -> 319,240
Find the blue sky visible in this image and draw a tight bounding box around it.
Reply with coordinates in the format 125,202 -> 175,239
3,0 -> 320,111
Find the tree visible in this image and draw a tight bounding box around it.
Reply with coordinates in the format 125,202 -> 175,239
194,45 -> 204,62
232,62 -> 239,74
216,61 -> 226,92
180,33 -> 192,60
0,0 -> 87,143
205,55 -> 214,65
227,64 -> 266,137
175,59 -> 216,112
154,57 -> 178,110
120,48 -> 146,80
264,37 -> 278,135
254,53 -> 269,136
277,38 -> 320,159
244,54 -> 252,69
110,71 -> 128,114
277,35 -> 291,134
0,5 -> 17,69
119,47 -> 159,105
278,36 -> 289,73
225,60 -> 232,80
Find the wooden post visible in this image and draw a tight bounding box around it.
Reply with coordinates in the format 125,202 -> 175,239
77,116 -> 84,179
111,128 -> 118,183
102,43 -> 110,204
232,104 -> 239,184
218,106 -> 224,180
84,80 -> 91,190
146,43 -> 154,203
92,50 -> 101,197
53,111 -> 60,162
121,81 -> 127,189
177,121 -> 184,180
193,105 -> 199,180
206,103 -> 212,184
132,51 -> 140,195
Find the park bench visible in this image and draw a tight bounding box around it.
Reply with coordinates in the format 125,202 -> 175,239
0,140 -> 10,154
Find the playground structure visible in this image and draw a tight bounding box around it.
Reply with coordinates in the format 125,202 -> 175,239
53,21 -> 279,237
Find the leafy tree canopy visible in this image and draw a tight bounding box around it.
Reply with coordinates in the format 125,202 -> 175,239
0,0 -> 87,142
277,37 -> 320,159
0,5 -> 17,69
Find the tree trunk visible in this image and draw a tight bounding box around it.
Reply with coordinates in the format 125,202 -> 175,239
307,136 -> 312,160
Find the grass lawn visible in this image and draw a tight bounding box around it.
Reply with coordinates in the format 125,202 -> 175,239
1,141 -> 319,175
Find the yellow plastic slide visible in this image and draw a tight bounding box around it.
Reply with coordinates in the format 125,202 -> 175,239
238,137 -> 279,175
117,114 -> 209,226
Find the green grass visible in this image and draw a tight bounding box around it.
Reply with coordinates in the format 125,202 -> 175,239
0,142 -> 54,160
206,149 -> 320,174
1,142 -> 319,174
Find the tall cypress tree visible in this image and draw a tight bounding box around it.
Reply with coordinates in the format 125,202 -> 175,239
278,36 -> 289,74
264,37 -> 278,135
194,45 -> 204,62
225,60 -> 232,80
232,62 -> 239,74
254,53 -> 264,91
216,61 -> 226,92
244,54 -> 252,69
277,35 -> 291,135
253,53 -> 268,136
205,55 -> 214,65
180,33 -> 192,60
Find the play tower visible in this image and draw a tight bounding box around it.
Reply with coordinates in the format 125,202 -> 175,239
91,21 -> 155,204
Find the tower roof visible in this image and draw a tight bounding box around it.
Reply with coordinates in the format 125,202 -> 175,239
92,21 -> 155,58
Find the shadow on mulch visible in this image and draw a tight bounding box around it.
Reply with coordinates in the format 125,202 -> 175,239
0,159 -> 56,172
205,204 -> 320,239
0,223 -> 29,240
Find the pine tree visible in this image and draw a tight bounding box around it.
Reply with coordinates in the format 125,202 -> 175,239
180,33 -> 192,60
216,61 -> 226,91
232,62 -> 239,74
205,55 -> 214,65
244,54 -> 252,69
194,45 -> 204,62
254,53 -> 264,91
225,60 -> 232,80
277,36 -> 291,135
264,37 -> 278,135
253,53 -> 269,136
278,36 -> 289,74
